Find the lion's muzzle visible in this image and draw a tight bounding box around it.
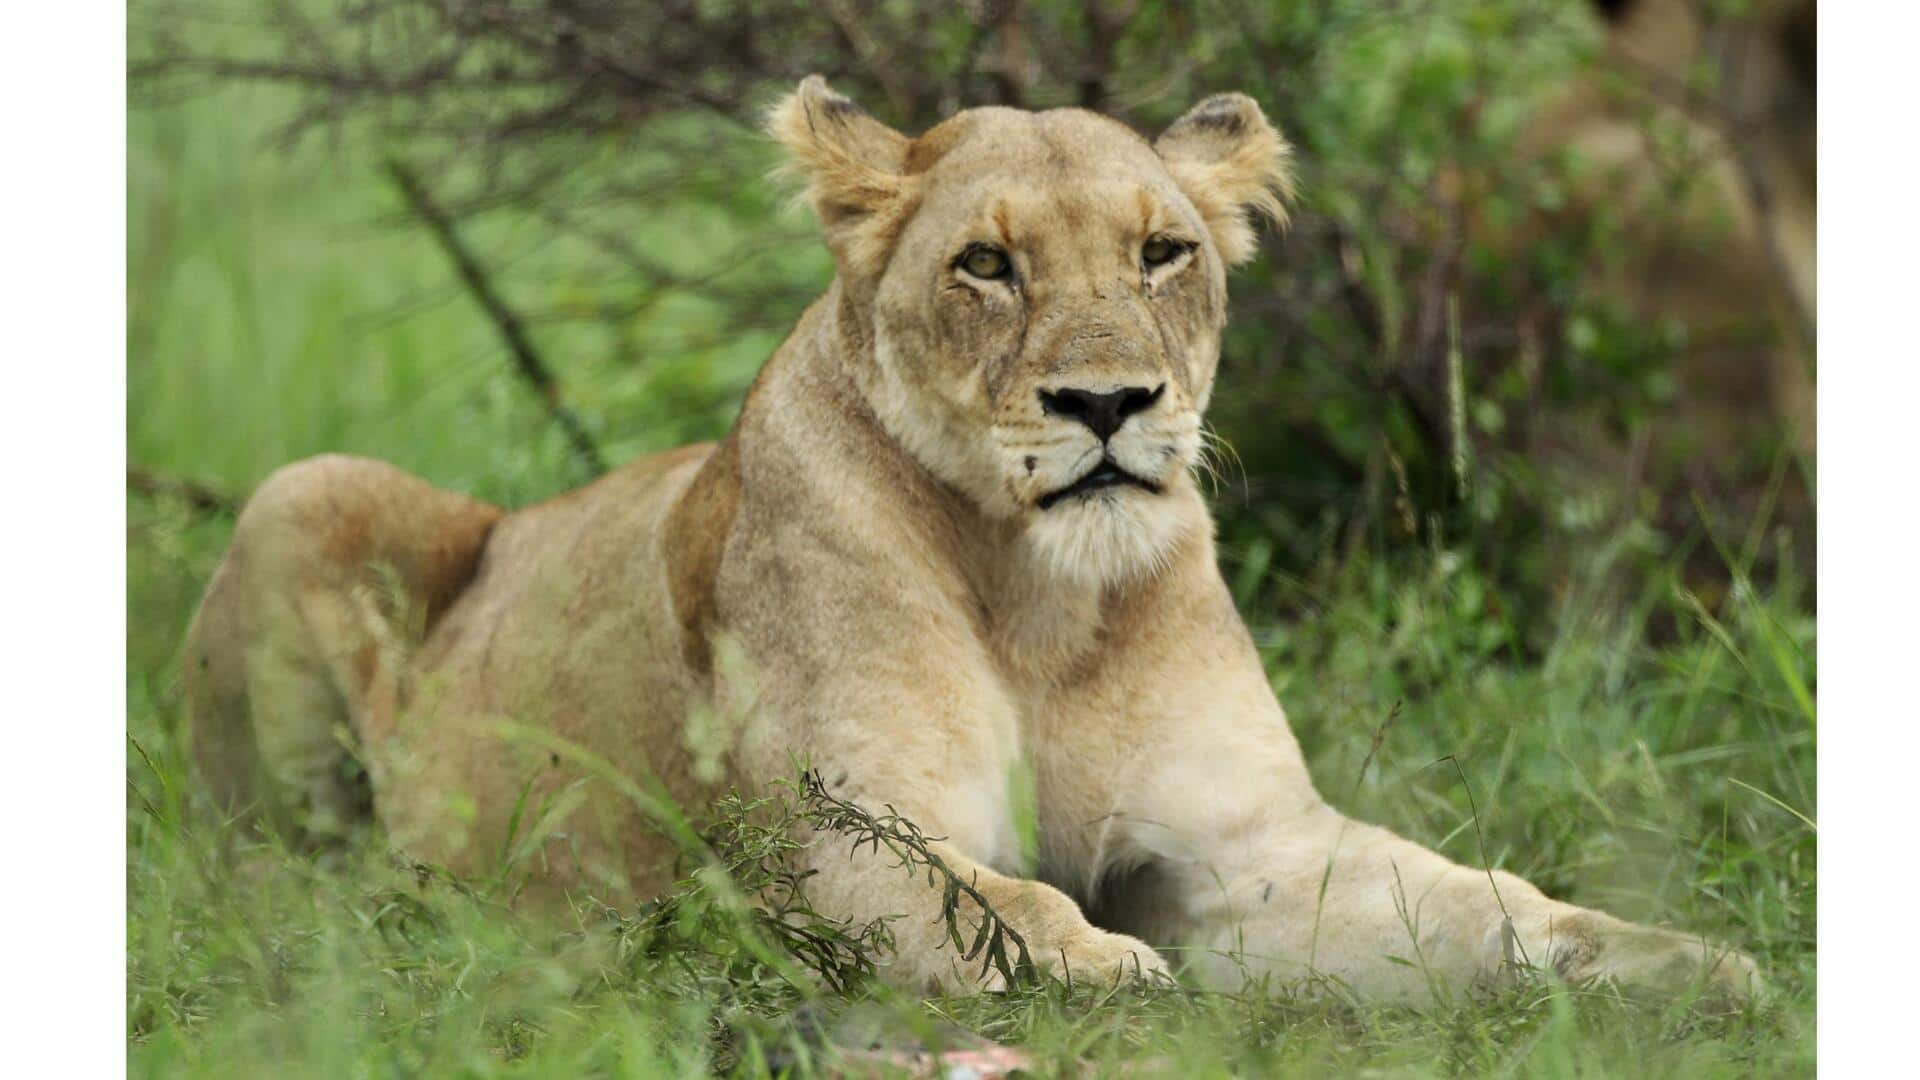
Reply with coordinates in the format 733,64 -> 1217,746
1037,458 -> 1162,509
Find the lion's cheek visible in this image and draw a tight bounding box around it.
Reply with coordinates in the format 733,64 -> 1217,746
1147,289 -> 1221,403
932,292 -> 1027,404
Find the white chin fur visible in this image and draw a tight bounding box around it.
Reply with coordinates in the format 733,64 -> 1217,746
1023,488 -> 1189,589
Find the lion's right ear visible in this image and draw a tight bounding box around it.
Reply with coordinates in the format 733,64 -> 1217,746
767,76 -> 915,276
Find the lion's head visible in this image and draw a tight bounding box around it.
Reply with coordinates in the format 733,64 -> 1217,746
769,77 -> 1293,587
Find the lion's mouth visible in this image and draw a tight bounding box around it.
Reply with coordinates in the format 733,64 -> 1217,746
1037,459 -> 1161,510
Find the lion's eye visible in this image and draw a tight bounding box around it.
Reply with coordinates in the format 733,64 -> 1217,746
1141,236 -> 1183,268
960,246 -> 1011,280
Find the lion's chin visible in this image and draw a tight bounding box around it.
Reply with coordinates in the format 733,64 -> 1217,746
1023,489 -> 1189,589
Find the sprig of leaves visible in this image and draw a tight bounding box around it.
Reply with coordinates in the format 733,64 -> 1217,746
797,770 -> 1038,989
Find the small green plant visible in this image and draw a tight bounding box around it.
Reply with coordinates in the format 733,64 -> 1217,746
798,770 -> 1039,989
597,780 -> 894,1001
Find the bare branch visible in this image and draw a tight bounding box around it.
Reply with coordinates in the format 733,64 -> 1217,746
128,466 -> 238,517
384,159 -> 607,479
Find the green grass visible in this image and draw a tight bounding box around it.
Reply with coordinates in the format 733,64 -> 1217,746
128,84 -> 1815,1076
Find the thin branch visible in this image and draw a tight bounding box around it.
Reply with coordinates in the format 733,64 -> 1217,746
127,466 -> 238,517
384,159 -> 607,479
1432,753 -> 1530,971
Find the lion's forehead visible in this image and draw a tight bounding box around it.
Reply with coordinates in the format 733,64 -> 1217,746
901,111 -> 1200,274
916,172 -> 1195,275
913,106 -> 1155,172
919,115 -> 1178,202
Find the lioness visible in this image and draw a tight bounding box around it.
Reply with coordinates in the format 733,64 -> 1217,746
184,78 -> 1758,1000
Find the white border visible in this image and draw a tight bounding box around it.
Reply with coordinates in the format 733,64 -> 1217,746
1819,2 -> 1913,1073
0,0 -> 1886,1071
2,4 -> 128,1074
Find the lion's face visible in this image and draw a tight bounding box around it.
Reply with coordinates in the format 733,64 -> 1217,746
770,81 -> 1293,586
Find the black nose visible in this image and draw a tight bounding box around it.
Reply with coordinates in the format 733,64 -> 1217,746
1038,384 -> 1164,442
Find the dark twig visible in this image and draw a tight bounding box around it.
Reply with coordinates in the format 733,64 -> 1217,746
383,159 -> 607,479
1349,699 -> 1403,801
127,466 -> 238,517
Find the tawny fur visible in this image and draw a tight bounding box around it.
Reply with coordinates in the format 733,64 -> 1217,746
184,79 -> 1758,1000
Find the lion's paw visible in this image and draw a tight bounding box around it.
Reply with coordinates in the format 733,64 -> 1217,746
1518,913 -> 1763,1002
1043,928 -> 1172,989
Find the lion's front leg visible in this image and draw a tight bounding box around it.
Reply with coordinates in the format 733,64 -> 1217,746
1104,708 -> 1762,1001
722,552 -> 1166,994
1065,554 -> 1758,1004
764,727 -> 1167,993
792,800 -> 1169,994
1135,801 -> 1760,1002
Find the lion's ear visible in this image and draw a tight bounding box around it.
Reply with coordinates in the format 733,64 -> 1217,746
1154,94 -> 1295,267
766,76 -> 914,276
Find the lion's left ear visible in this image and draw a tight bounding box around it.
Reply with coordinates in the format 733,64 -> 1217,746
1154,94 -> 1295,267
766,75 -> 915,277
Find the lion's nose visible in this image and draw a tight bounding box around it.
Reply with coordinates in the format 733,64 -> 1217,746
1038,383 -> 1164,442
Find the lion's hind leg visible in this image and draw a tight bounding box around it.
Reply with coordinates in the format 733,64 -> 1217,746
182,454 -> 501,843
